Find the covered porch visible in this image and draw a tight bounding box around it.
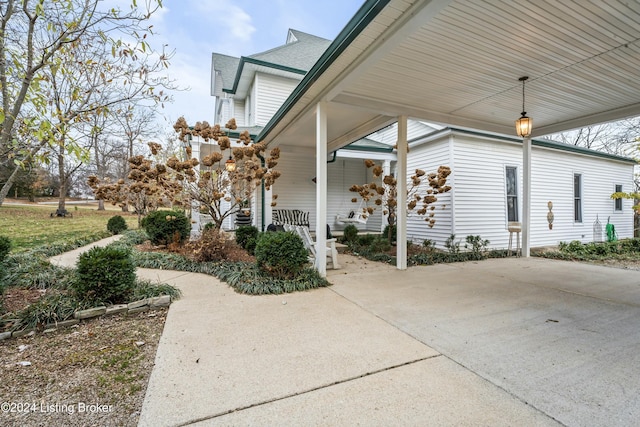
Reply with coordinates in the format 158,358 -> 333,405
256,0 -> 640,276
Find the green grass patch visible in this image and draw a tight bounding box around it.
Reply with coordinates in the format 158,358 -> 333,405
0,205 -> 138,252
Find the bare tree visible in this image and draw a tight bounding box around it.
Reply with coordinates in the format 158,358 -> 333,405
350,161 -> 452,243
0,0 -> 169,206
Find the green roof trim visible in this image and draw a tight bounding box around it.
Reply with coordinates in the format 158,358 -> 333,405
447,127 -> 637,164
223,57 -> 307,94
341,144 -> 394,153
257,0 -> 391,143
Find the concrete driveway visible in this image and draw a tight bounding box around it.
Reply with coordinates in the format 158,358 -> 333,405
138,255 -> 640,426
328,256 -> 640,427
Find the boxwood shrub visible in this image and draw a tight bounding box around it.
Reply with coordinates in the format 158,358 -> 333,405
143,209 -> 190,245
74,246 -> 136,304
107,215 -> 128,235
235,225 -> 259,254
254,231 -> 308,279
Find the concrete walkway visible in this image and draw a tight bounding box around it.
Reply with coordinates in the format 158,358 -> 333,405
50,239 -> 640,426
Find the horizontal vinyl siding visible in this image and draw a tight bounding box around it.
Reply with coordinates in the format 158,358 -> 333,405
453,137 -> 518,248
406,138 -> 453,247
233,100 -> 245,127
452,136 -> 634,249
530,148 -> 634,246
255,74 -> 300,126
271,146 -> 383,232
329,158 -> 383,232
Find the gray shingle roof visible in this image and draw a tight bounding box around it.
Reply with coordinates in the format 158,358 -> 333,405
212,30 -> 332,93
249,29 -> 331,72
211,53 -> 241,92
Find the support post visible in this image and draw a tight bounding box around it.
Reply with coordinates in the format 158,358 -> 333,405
522,136 -> 531,257
316,102 -> 328,276
189,136 -> 201,239
382,160 -> 391,233
397,116 -> 408,270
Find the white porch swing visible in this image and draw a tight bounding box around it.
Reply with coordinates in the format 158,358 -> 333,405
336,199 -> 369,224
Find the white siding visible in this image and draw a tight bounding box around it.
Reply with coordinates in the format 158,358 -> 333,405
452,136 -> 521,248
255,73 -> 300,126
451,135 -> 634,249
329,157 -> 383,232
270,145 -> 383,232
233,99 -> 245,126
530,147 -> 634,246
406,138 -> 453,247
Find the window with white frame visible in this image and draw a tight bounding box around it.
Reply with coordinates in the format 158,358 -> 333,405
574,173 -> 582,222
505,166 -> 518,222
614,184 -> 623,211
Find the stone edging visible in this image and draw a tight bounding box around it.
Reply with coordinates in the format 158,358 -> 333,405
0,295 -> 172,341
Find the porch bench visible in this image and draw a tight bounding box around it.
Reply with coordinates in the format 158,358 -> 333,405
272,209 -> 309,227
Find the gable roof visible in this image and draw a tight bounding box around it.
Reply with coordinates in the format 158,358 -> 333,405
249,30 -> 332,72
211,29 -> 332,98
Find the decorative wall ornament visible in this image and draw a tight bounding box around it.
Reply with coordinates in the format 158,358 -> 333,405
547,201 -> 554,230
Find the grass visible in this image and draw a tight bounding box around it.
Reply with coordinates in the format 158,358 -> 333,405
0,204 -> 139,252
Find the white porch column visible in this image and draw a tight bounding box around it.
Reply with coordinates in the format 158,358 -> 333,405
382,160 -> 391,233
263,186 -> 273,232
522,136 -> 531,257
396,116 -> 408,270
315,102 -> 328,276
189,136 -> 201,239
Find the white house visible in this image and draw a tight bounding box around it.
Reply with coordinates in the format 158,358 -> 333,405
203,27 -> 636,252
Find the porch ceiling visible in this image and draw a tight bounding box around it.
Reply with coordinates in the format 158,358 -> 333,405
258,0 -> 640,149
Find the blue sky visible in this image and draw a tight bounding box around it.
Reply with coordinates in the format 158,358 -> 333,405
149,0 -> 364,131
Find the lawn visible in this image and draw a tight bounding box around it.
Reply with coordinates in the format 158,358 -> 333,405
0,204 -> 139,252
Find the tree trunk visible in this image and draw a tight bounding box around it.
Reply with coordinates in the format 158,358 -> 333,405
57,150 -> 67,212
97,199 -> 105,211
0,164 -> 21,206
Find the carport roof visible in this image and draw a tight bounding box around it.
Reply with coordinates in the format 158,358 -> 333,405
256,0 -> 640,150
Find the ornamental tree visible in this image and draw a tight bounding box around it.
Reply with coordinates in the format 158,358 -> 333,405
171,117 -> 281,229
350,160 -> 452,243
88,152 -> 182,226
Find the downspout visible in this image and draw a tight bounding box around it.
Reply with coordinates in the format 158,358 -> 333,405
328,151 -> 337,163
257,153 -> 266,231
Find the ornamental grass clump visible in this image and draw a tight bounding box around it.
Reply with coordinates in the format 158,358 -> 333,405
0,235 -> 11,262
74,246 -> 136,305
254,231 -> 308,279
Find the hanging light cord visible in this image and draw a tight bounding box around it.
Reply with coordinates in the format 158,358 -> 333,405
519,76 -> 528,116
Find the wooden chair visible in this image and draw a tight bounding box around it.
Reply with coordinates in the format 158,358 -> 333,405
284,224 -> 341,269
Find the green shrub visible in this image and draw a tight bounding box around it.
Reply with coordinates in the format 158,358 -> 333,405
370,236 -> 392,253
0,235 -> 11,262
464,235 -> 490,258
254,231 -> 308,279
382,225 -> 397,243
343,224 -> 359,243
142,210 -> 190,246
235,226 -> 259,254
357,234 -> 376,246
74,246 -> 136,304
423,239 -> 436,250
107,215 -> 128,235
445,234 -> 461,254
